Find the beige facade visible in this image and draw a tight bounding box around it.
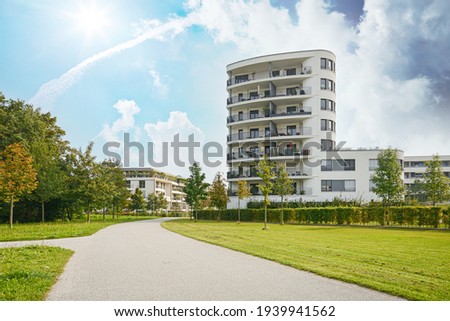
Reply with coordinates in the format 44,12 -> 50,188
122,168 -> 188,212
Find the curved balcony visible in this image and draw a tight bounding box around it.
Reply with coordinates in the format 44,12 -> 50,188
227,148 -> 311,163
227,167 -> 313,181
227,87 -> 312,107
226,66 -> 312,87
227,127 -> 312,144
227,107 -> 312,125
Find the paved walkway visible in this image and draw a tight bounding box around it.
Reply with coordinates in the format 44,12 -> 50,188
1,218 -> 403,301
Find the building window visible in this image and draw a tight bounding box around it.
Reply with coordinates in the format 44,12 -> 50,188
126,181 -> 131,188
287,125 -> 296,136
249,128 -> 259,138
238,111 -> 243,121
286,68 -> 296,76
249,91 -> 258,99
320,58 -> 335,71
286,106 -> 297,114
321,159 -> 355,171
235,74 -> 249,83
321,99 -> 335,112
272,70 -> 280,77
286,87 -> 297,95
320,78 -> 335,91
321,139 -> 335,151
321,119 -> 335,132
238,129 -> 244,140
139,180 -> 145,188
250,110 -> 259,119
369,159 -> 378,171
321,180 -> 356,192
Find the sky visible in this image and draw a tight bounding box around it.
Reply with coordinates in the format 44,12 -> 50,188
1,0 -> 449,182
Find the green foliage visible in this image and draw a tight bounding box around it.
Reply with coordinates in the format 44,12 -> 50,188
183,163 -> 209,220
237,180 -> 252,223
0,143 -> 38,228
194,206 -> 445,228
371,148 -> 405,206
208,173 -> 229,221
424,155 -> 450,205
272,164 -> 294,224
129,188 -> 146,212
257,155 -> 274,229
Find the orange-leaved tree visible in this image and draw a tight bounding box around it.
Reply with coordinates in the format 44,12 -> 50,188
0,143 -> 38,228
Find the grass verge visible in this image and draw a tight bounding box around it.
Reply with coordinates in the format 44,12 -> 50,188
163,220 -> 450,300
0,215 -> 158,242
0,246 -> 73,300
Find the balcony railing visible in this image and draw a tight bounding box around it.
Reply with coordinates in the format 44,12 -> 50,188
228,188 -> 313,196
227,148 -> 311,160
226,66 -> 312,86
227,127 -> 312,142
227,86 -> 312,105
227,107 -> 312,123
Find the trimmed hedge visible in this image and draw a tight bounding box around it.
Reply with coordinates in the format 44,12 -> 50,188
195,206 -> 447,228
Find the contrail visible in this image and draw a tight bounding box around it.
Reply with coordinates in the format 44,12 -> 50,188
28,17 -> 193,110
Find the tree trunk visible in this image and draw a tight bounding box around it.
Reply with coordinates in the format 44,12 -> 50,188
41,201 -> 45,223
263,204 -> 268,230
9,198 -> 14,229
237,198 -> 241,223
195,208 -> 198,222
281,196 -> 284,225
87,205 -> 91,223
217,208 -> 221,221
102,206 -> 105,222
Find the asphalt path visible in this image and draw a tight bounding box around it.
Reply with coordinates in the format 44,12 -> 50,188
0,218 -> 403,300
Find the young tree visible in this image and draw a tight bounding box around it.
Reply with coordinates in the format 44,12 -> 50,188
272,164 -> 294,225
424,155 -> 450,205
0,143 -> 38,228
130,188 -> 146,213
237,180 -> 251,223
157,192 -> 168,213
183,163 -> 209,221
371,148 -> 405,206
147,193 -> 158,213
257,156 -> 274,230
209,173 -> 229,221
408,179 -> 427,203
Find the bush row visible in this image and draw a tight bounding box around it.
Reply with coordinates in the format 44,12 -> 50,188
195,206 -> 450,228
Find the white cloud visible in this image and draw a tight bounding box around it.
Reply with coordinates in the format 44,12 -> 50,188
184,0 -> 450,155
148,69 -> 169,98
99,99 -> 141,141
144,111 -> 212,178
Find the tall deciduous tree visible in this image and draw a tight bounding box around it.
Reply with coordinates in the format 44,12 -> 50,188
0,143 -> 38,228
371,148 -> 405,206
130,188 -> 146,213
209,173 -> 229,221
273,164 -> 294,225
424,155 -> 450,205
257,156 -> 274,230
183,163 -> 209,221
237,180 -> 251,223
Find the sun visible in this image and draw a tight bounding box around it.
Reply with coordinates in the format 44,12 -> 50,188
70,3 -> 111,38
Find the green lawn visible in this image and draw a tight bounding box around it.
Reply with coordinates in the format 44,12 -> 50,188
0,215 -> 158,242
163,220 -> 450,300
0,246 -> 73,300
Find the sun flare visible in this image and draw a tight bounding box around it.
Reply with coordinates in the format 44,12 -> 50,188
70,3 -> 111,37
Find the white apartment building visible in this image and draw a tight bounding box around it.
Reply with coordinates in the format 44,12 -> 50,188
225,50 -> 449,208
404,155 -> 450,196
122,168 -> 188,212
